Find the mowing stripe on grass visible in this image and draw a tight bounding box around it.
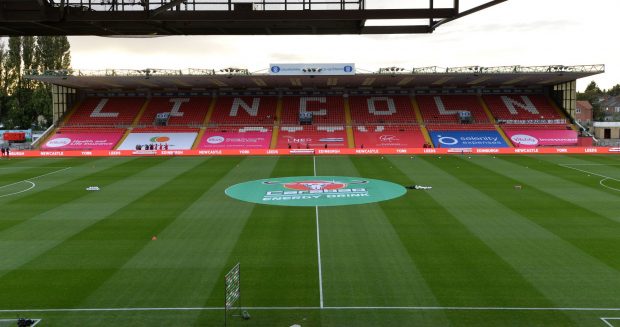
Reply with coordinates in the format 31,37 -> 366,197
375,157 -> 569,308
369,156 -> 576,326
316,156 -> 447,316
205,156 -> 318,309
417,156 -> 620,309
464,156 -> 620,274
0,157 -> 196,301
68,157 -> 269,316
0,157 -> 144,231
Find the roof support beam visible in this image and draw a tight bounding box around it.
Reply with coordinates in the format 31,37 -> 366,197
432,0 -> 507,30
150,0 -> 185,17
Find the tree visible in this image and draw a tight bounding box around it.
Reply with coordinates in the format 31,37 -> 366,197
608,84 -> 620,97
0,36 -> 71,129
5,36 -> 22,94
35,36 -> 71,71
585,80 -> 602,94
0,41 -> 7,121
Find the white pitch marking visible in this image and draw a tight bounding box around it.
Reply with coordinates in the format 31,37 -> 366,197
316,205 -> 324,309
0,319 -> 41,326
1,306 -> 620,313
313,155 -> 324,308
0,167 -> 71,198
560,164 -> 620,192
600,178 -> 620,192
601,317 -> 620,327
0,181 -> 35,198
557,164 -> 620,166
0,167 -> 71,189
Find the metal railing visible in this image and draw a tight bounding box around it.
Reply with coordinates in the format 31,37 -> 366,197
25,64 -> 606,79
51,0 -> 364,12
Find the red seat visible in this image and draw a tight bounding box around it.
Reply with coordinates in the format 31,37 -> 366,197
138,97 -> 210,127
280,96 -> 345,125
483,94 -> 564,122
417,95 -> 491,125
65,97 -> 145,127
209,96 -> 277,125
349,96 -> 417,125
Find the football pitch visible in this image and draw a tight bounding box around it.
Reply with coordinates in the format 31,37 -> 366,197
1,154 -> 620,326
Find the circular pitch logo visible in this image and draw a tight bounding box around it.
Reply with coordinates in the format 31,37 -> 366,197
225,176 -> 405,207
46,137 -> 71,148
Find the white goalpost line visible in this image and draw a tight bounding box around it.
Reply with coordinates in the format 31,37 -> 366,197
313,155 -> 324,308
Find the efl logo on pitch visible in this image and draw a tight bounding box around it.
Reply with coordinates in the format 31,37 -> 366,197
282,180 -> 347,191
226,176 -> 406,207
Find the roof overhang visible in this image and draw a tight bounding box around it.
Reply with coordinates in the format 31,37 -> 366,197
26,65 -> 605,92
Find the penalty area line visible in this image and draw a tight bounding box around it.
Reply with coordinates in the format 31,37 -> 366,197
2,306 -> 620,313
559,164 -> 620,192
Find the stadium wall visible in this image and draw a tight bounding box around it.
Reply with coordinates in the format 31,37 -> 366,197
6,146 -> 619,158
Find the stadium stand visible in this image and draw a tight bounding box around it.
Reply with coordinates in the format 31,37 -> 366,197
209,96 -> 277,126
483,94 -> 564,122
417,95 -> 491,125
349,96 -> 417,125
40,93 -> 578,150
137,97 -> 210,127
65,97 -> 145,127
280,96 -> 345,125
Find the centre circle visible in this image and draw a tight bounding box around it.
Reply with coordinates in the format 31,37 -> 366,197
225,176 -> 406,207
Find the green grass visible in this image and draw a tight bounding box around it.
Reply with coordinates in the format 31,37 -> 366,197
1,155 -> 620,326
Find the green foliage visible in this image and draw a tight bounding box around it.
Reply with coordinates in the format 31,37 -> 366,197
608,84 -> 620,97
0,36 -> 70,129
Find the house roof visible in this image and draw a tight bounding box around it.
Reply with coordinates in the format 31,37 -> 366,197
576,100 -> 593,111
601,96 -> 620,108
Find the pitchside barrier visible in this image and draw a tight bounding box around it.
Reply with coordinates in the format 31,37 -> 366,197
3,147 -> 620,157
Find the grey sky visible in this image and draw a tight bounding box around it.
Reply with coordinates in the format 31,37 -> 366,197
69,0 -> 619,91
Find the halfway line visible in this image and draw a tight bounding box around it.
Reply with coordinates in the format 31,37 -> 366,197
313,155 -> 324,308
2,306 -> 620,313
